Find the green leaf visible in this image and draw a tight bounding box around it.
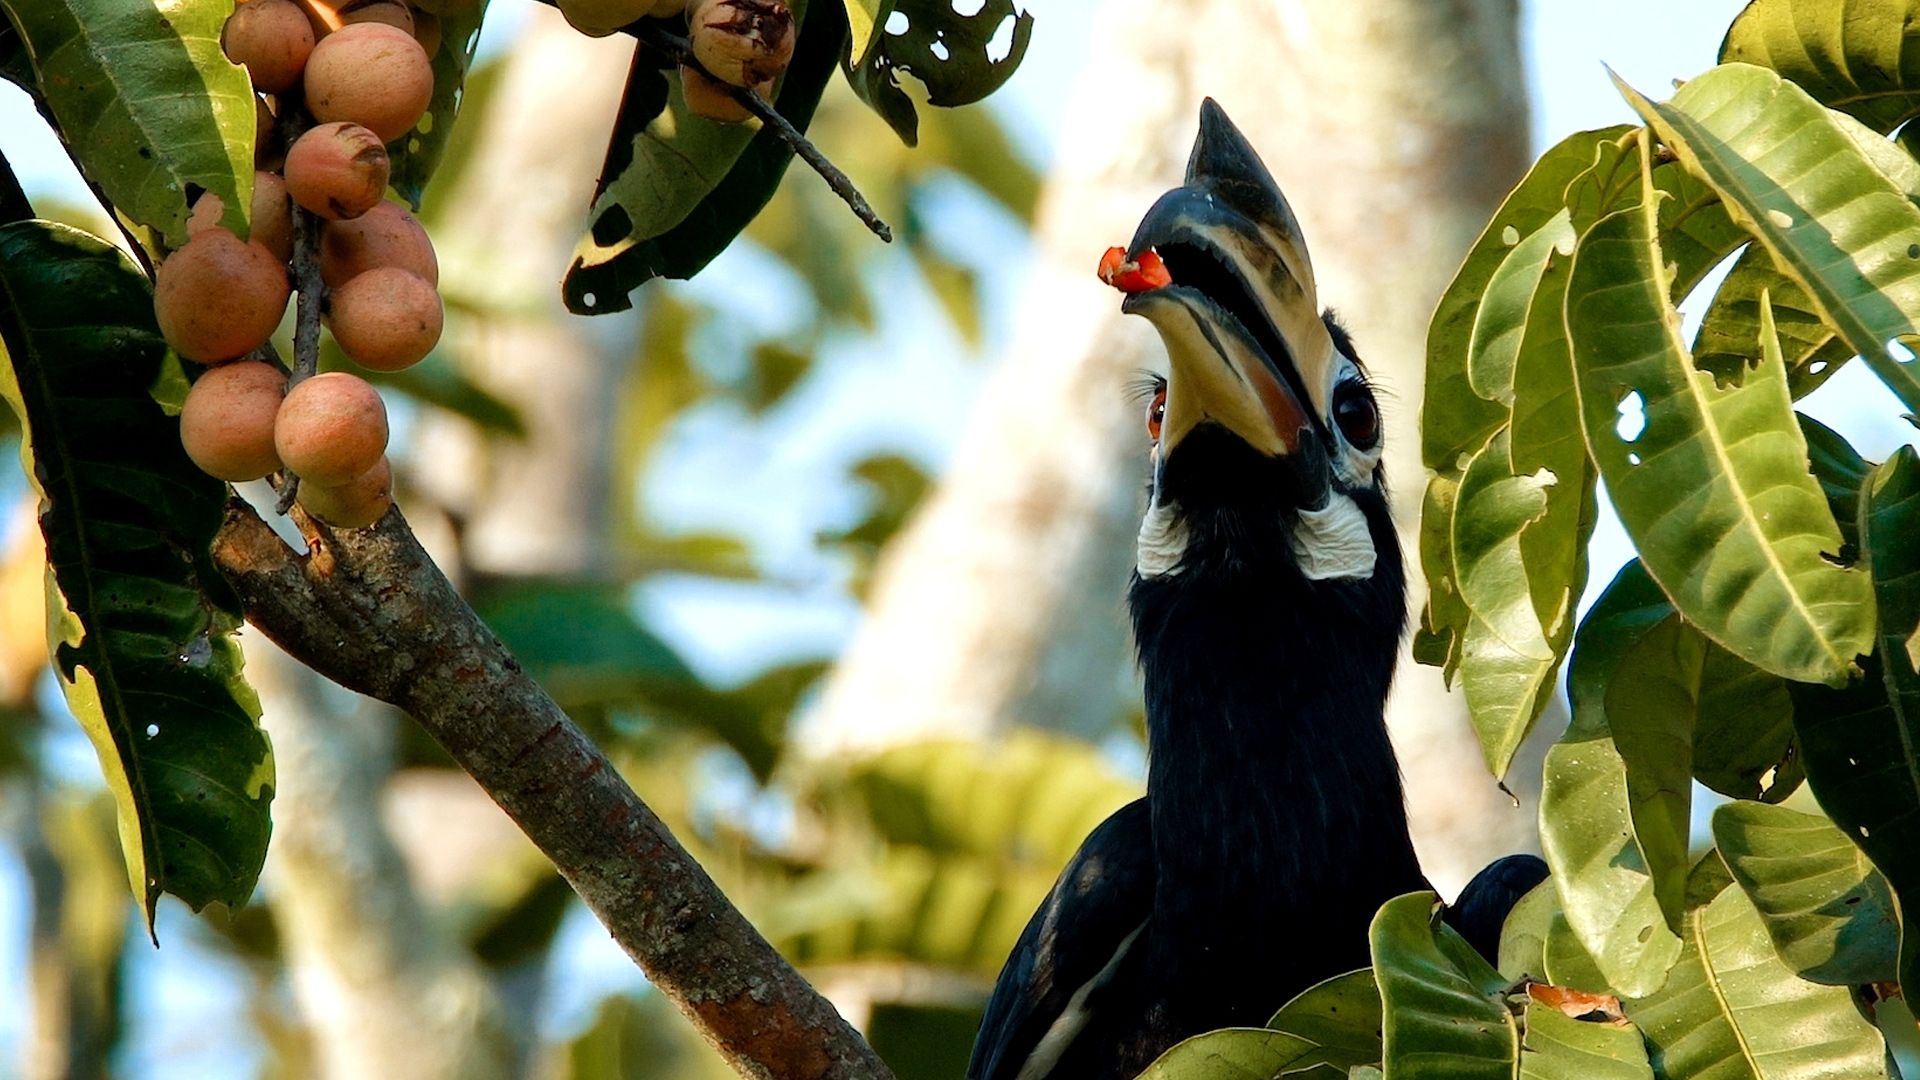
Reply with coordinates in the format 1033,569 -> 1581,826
1543,912 -> 1611,995
843,0 -> 1032,147
1565,130 -> 1872,686
843,0 -> 887,70
1621,63 -> 1920,412
1497,881 -> 1557,982
0,220 -> 270,926
0,0 -> 255,245
1692,247 -> 1851,400
387,0 -> 490,208
1265,970 -> 1382,1075
1799,414 -> 1872,554
1370,892 -> 1518,1080
1720,0 -> 1920,134
1792,447 -> 1920,994
1136,1029 -> 1315,1080
1711,801 -> 1899,985
1518,1004 -> 1652,1080
563,0 -> 845,312
1625,882 -> 1888,1080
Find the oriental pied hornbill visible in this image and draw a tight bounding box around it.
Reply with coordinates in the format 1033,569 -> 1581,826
965,101 -> 1545,1080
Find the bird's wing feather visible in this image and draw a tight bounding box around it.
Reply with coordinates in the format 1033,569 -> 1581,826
1444,853 -> 1548,966
967,797 -> 1155,1080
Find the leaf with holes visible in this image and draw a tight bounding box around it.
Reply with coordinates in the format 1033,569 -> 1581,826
1712,801 -> 1898,985
1790,447 -> 1920,994
843,0 -> 1032,147
1371,892 -> 1517,1080
563,0 -> 843,312
1720,0 -> 1920,134
1518,1004 -> 1651,1080
1,0 -> 255,244
0,220 -> 271,928
1621,64 -> 1920,411
1136,1029 -> 1316,1080
1565,134 -> 1872,686
1624,881 -> 1888,1080
387,0 -> 489,208
1264,970 -> 1382,1075
1693,248 -> 1851,401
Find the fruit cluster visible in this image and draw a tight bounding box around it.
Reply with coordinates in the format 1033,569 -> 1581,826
158,0 -> 460,528
555,0 -> 795,123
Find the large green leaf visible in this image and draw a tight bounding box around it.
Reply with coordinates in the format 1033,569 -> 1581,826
1720,0 -> 1920,134
1264,970 -> 1382,1076
1541,562 -> 1686,995
1565,134 -> 1872,686
563,0 -> 844,312
1370,892 -> 1517,1080
1625,881 -> 1888,1080
0,0 -> 254,245
1136,1029 -> 1315,1080
1518,1004 -> 1652,1080
1692,247 -> 1851,400
387,0 -> 490,208
1497,881 -> 1557,983
0,220 -> 270,926
842,0 -> 1032,147
1711,801 -> 1899,985
1792,447 -> 1920,994
1622,63 -> 1920,411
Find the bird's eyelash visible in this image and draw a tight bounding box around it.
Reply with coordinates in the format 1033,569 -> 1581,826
1125,371 -> 1167,406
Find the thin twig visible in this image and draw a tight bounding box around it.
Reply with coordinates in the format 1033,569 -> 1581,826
633,22 -> 892,243
276,109 -> 324,515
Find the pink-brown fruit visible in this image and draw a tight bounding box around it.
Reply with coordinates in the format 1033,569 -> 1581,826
303,23 -> 434,143
318,200 -> 437,288
222,0 -> 316,94
688,0 -> 794,87
678,64 -> 769,123
297,456 -> 392,528
188,171 -> 294,263
153,230 -> 291,362
274,372 -> 388,485
328,267 -> 442,372
340,0 -> 413,33
285,121 -> 390,220
179,361 -> 287,481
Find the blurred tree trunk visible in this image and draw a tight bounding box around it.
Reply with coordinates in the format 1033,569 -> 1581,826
809,0 -> 1540,892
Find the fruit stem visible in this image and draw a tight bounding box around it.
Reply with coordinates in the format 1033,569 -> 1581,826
634,22 -> 893,243
276,107 -> 327,515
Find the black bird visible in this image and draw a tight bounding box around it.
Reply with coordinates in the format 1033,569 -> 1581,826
965,101 -> 1545,1080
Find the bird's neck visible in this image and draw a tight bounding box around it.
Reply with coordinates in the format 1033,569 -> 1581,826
1130,564 -> 1424,927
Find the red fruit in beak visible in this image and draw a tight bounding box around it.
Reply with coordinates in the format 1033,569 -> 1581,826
1097,246 -> 1171,294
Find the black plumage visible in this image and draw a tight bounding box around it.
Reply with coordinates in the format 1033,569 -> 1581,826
967,101 -> 1539,1080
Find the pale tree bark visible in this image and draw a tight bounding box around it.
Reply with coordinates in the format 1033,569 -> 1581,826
253,643 -> 516,1080
808,0 -> 1541,892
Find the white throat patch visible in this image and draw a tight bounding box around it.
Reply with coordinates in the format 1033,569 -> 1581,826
1289,493 -> 1377,580
1135,499 -> 1189,578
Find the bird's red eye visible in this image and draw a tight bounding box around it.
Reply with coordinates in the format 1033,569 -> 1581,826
1147,387 -> 1166,441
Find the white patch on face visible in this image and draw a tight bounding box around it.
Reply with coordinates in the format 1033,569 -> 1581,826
1289,492 -> 1376,580
1135,498 -> 1189,578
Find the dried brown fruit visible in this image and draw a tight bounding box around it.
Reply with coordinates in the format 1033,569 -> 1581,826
688,0 -> 794,88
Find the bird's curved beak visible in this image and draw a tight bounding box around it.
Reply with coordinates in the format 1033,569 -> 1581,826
1121,100 -> 1340,498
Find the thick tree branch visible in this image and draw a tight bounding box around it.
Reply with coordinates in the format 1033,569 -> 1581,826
211,499 -> 893,1080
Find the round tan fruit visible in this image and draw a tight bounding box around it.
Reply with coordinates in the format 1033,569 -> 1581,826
557,0 -> 653,35
304,22 -> 434,142
340,0 -> 413,33
179,361 -> 286,481
285,122 -> 390,220
318,201 -> 437,288
188,171 -> 294,263
154,230 -> 291,362
688,0 -> 793,87
679,63 -> 767,123
275,372 -> 388,485
222,0 -> 316,94
297,456 -> 393,528
328,268 -> 442,371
